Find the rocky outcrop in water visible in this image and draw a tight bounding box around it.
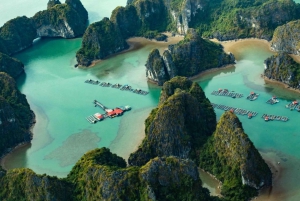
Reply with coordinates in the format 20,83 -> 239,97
0,72 -> 34,157
128,76 -> 216,166
0,16 -> 36,55
0,52 -> 24,78
68,147 -> 214,201
264,52 -> 300,89
32,0 -> 88,38
145,29 -> 235,85
0,168 -> 72,201
271,20 -> 300,55
0,0 -> 87,56
200,111 -> 272,200
76,17 -> 129,66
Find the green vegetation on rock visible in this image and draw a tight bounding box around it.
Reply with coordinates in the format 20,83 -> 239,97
145,29 -> 235,85
199,111 -> 272,201
129,76 -> 216,166
0,168 -> 72,201
76,17 -> 129,66
0,52 -> 24,78
271,20 -> 300,55
0,72 -> 34,157
47,0 -> 61,9
0,16 -> 36,55
264,52 -> 300,89
32,0 -> 88,38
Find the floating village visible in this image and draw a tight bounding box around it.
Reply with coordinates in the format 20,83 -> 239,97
211,89 -> 296,122
83,79 -> 152,124
84,79 -> 149,95
86,100 -> 131,124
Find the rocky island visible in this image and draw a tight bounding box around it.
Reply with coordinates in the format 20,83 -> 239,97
0,0 -> 88,168
271,20 -> 300,55
76,0 -> 300,66
0,77 -> 272,200
145,29 -> 235,85
200,111 -> 272,200
0,73 -> 34,157
264,52 -> 300,89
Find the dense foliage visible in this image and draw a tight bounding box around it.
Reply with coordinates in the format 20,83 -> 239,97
76,17 -> 128,66
0,73 -> 34,156
271,20 -> 300,55
145,29 -> 235,85
0,168 -> 72,201
0,52 -> 24,78
199,111 -> 272,201
0,16 -> 36,55
129,77 -> 216,166
264,52 -> 300,89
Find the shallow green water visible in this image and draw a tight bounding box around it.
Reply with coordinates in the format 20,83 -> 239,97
1,0 -> 300,200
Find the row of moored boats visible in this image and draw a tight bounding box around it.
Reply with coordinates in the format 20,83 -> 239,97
211,103 -> 258,119
84,79 -> 149,95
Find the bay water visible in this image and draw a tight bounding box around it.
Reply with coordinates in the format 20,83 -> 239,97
1,0 -> 300,200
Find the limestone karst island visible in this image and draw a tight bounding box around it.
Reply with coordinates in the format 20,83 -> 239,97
1,0 -> 300,200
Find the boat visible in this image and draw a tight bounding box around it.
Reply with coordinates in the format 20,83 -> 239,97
248,113 -> 252,119
264,116 -> 269,121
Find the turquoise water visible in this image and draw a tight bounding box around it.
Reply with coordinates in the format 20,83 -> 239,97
1,0 -> 300,200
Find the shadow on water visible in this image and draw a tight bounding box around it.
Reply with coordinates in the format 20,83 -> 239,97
16,72 -> 27,89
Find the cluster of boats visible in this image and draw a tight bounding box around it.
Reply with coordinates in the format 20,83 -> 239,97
285,100 -> 300,112
211,103 -> 258,119
246,92 -> 259,101
211,89 -> 243,98
266,96 -> 279,105
120,85 -> 149,95
261,114 -> 289,122
86,100 -> 132,124
84,79 -> 149,95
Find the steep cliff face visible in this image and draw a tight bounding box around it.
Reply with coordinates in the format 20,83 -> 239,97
32,0 -> 88,39
145,49 -> 169,85
68,148 -> 214,201
146,29 -> 235,85
129,77 -> 216,166
76,18 -> 129,66
200,111 -> 272,200
47,0 -> 61,9
271,20 -> 300,55
0,16 -> 36,55
0,52 -> 24,78
166,0 -> 208,34
0,168 -> 72,201
0,72 -> 34,157
110,5 -> 141,38
0,0 -> 87,56
189,0 -> 300,40
264,52 -> 300,89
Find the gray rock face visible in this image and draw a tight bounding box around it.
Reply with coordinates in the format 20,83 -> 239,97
145,49 -> 169,85
264,52 -> 300,89
166,0 -> 206,34
271,20 -> 300,55
32,0 -> 88,39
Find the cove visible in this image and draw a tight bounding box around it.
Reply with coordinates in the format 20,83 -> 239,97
1,0 -> 300,200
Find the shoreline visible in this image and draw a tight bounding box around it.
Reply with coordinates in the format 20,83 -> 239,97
0,142 -> 31,169
81,34 -> 184,68
264,76 -> 300,94
0,112 -> 35,170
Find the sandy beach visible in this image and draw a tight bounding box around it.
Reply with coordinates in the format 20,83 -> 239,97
86,33 -> 184,67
